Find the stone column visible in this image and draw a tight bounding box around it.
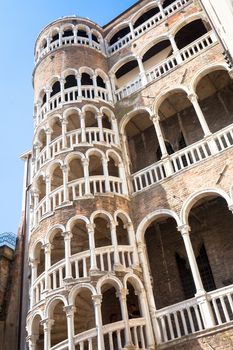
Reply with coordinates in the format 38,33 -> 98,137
73,28 -> 78,44
129,22 -> 135,39
137,56 -> 147,85
45,175 -> 51,213
118,163 -> 129,195
111,117 -> 120,145
80,112 -> 87,143
150,115 -> 173,176
93,74 -> 98,98
76,74 -> 82,97
88,30 -> 93,46
92,295 -> 105,349
59,30 -> 63,46
178,225 -> 215,328
45,127 -> 52,160
82,158 -> 91,195
102,157 -> 111,192
64,306 -> 75,350
61,118 -> 68,149
109,73 -> 117,103
60,78 -> 65,103
62,231 -> 73,281
27,335 -> 37,350
96,113 -> 104,142
62,165 -> 69,202
43,242 -> 52,291
157,0 -> 166,17
168,33 -> 183,64
45,88 -> 51,113
106,80 -> 114,103
109,221 -> 121,269
118,288 -> 134,348
43,319 -> 54,350
87,224 -> 99,272
46,36 -> 51,53
126,223 -> 140,268
33,190 -> 39,227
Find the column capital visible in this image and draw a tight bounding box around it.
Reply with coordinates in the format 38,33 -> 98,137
61,117 -> 68,125
29,257 -> 39,267
42,242 -> 52,253
41,318 -> 54,331
87,223 -> 95,233
177,224 -> 191,236
188,92 -> 198,103
45,127 -> 52,135
61,164 -> 68,172
137,242 -> 147,253
81,158 -> 89,166
117,288 -> 128,300
92,294 -> 102,305
61,231 -> 73,239
150,114 -> 160,123
64,305 -> 76,317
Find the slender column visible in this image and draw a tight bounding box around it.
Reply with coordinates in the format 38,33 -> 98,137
109,73 -> 117,103
43,319 -> 54,350
105,80 -> 113,103
80,112 -> 87,143
93,74 -> 98,98
61,118 -> 68,149
88,30 -> 93,46
43,242 -> 51,291
60,78 -> 65,103
45,88 -> 51,113
82,158 -> 91,195
33,190 -> 39,227
117,289 -> 133,347
109,221 -> 121,268
102,157 -> 111,192
111,117 -> 120,145
45,175 -> 51,213
125,223 -> 140,267
62,231 -> 73,281
87,224 -> 99,272
96,113 -> 104,142
46,36 -> 51,53
36,101 -> 42,125
76,74 -> 82,97
157,0 -> 166,17
73,28 -> 78,44
45,127 -> 52,159
136,289 -> 155,349
137,56 -> 147,85
119,163 -> 129,195
92,295 -> 105,349
168,33 -> 182,64
62,165 -> 69,202
151,115 -> 173,176
59,30 -> 63,46
30,258 -> 39,286
27,335 -> 37,350
64,306 -> 75,350
129,22 -> 135,39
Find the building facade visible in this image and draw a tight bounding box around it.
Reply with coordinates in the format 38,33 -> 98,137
26,0 -> 233,349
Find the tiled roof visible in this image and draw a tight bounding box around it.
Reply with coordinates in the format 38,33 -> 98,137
0,232 -> 17,250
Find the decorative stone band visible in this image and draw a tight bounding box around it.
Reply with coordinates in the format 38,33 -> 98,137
0,232 -> 17,250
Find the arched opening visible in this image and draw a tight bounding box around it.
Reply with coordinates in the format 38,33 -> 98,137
158,90 -> 204,155
96,75 -> 106,88
163,0 -> 177,8
37,129 -> 46,150
109,26 -> 130,46
50,301 -> 68,347
94,216 -> 112,249
108,156 -> 119,177
41,91 -> 47,106
49,228 -> 65,266
85,110 -> 98,128
34,242 -> 45,277
50,117 -> 62,141
81,73 -> 93,86
74,289 -> 95,336
77,29 -> 88,38
92,31 -> 100,43
142,40 -> 172,71
50,81 -> 61,98
102,283 -> 123,348
36,175 -> 46,202
145,216 -> 189,308
89,154 -> 103,176
50,164 -> 63,191
51,31 -> 59,43
116,216 -> 130,246
68,156 -> 84,199
188,195 -> 233,293
31,315 -> 44,350
64,75 -> 77,89
124,112 -> 160,173
41,38 -> 47,50
102,113 -> 112,129
127,282 -> 141,319
115,60 -> 139,90
195,69 -> 233,133
133,6 -> 160,29
175,19 -> 210,50
66,111 -> 81,132
63,28 -> 74,38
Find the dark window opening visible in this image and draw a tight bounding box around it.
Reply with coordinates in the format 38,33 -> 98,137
178,132 -> 187,150
42,93 -> 47,106
156,140 -> 174,160
77,30 -> 88,38
92,33 -> 98,43
197,245 -> 216,292
163,0 -> 177,8
63,29 -> 73,37
42,41 -> 47,49
50,81 -> 61,97
176,253 -> 195,299
116,60 -> 138,79
102,114 -> 112,129
142,40 -> 172,63
175,20 -> 208,50
97,76 -> 106,88
134,6 -> 160,29
109,26 -> 130,46
51,33 -> 59,43
64,75 -> 77,89
81,73 -> 93,85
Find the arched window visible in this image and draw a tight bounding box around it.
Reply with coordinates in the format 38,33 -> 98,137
64,75 -> 77,89
74,289 -> 95,338
109,26 -> 130,46
96,75 -> 106,88
50,301 -> 68,347
175,19 -> 209,50
133,6 -> 160,29
81,73 -> 93,85
50,81 -> 61,97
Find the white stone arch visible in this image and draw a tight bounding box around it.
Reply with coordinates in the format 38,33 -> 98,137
49,26 -> 60,39
153,85 -> 191,115
100,106 -> 115,121
46,75 -> 61,90
90,209 -> 114,225
29,238 -> 45,260
180,188 -> 233,226
105,21 -> 131,44
63,106 -> 82,123
48,113 -> 63,129
33,169 -> 46,188
136,209 -> 181,244
45,224 -> 66,244
95,68 -> 109,82
27,310 -> 44,335
68,283 -> 97,305
33,124 -> 48,145
46,159 -> 64,178
114,210 -> 132,226
64,151 -> 85,167
60,23 -> 75,33
96,275 -> 123,295
169,12 -> 209,37
90,28 -> 103,42
61,68 -> 79,79
37,87 -> 47,104
86,147 -> 105,160
119,106 -> 153,135
139,33 -> 171,59
190,63 -> 231,93
76,23 -> 91,34
44,295 -> 68,319
82,104 -> 99,115
66,214 -> 90,232
79,66 -> 95,78
106,149 -> 122,165
123,272 -> 144,291
131,0 -> 159,26
109,54 -> 138,76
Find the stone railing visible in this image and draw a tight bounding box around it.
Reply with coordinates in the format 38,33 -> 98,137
115,31 -> 217,101
74,328 -> 97,349
131,123 -> 233,193
107,0 -> 191,55
154,284 -> 233,344
35,85 -> 112,127
37,35 -> 103,63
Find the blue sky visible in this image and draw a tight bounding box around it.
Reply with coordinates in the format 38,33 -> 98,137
0,0 -> 136,233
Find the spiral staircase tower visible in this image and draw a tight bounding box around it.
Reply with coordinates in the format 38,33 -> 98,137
27,15 -> 155,350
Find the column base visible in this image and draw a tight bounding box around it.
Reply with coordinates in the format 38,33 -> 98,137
89,268 -> 101,276
114,263 -> 125,271
63,277 -> 74,284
